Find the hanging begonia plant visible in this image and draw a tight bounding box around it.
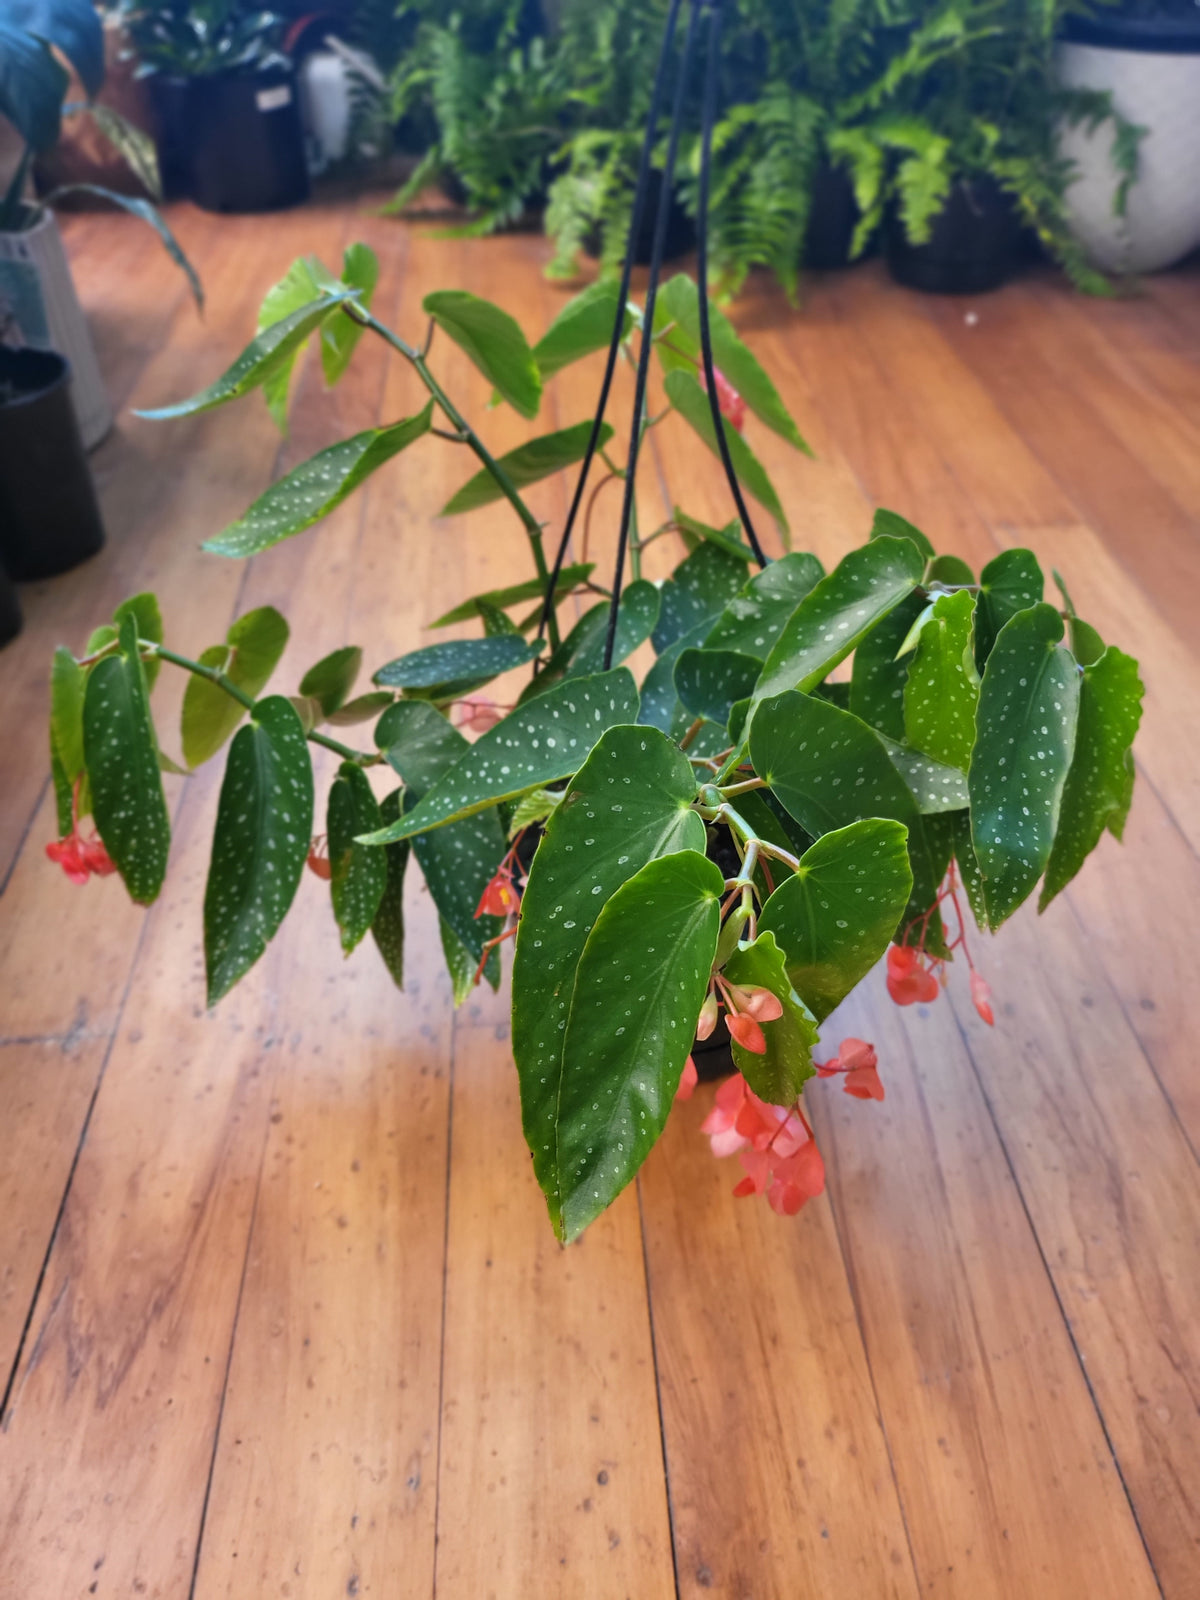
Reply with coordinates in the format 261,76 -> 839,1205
41,0 -> 1142,1241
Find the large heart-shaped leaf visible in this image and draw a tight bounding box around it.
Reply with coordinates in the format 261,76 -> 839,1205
754,537 -> 924,707
138,291 -> 355,419
562,581 -> 660,680
637,619 -> 711,734
533,280 -> 632,379
664,369 -> 789,536
181,606 -> 289,769
904,589 -> 980,772
370,789 -> 409,988
721,931 -> 819,1103
968,602 -> 1079,926
203,696 -> 313,1002
674,647 -> 760,729
327,761 -> 388,954
512,727 -> 705,1235
879,735 -> 970,814
1039,646 -> 1142,910
555,849 -> 723,1241
653,542 -> 748,652
974,548 -> 1043,669
759,819 -> 912,1022
424,289 -> 541,418
374,699 -> 464,787
205,406 -> 434,558
82,613 -> 170,905
870,507 -> 934,560
361,669 -> 640,845
441,421 -> 615,516
849,590 -> 925,741
703,551 -> 824,660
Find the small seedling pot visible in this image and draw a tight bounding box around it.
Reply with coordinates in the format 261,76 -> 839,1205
0,347 -> 106,580
885,175 -> 1022,295
186,68 -> 310,214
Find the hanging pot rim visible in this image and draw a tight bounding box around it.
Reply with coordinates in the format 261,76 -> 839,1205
0,346 -> 73,411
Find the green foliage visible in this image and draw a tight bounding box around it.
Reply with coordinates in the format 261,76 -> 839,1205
442,421 -> 613,515
181,606 -> 289,768
721,932 -> 819,1104
328,762 -> 388,954
424,290 -> 542,417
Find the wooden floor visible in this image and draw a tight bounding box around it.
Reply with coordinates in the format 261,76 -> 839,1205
1,194 -> 1198,1600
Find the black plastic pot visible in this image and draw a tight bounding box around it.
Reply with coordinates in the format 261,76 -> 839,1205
0,560 -> 21,647
585,169 -> 696,266
186,68 -> 310,214
692,1009 -> 736,1082
885,175 -> 1022,295
0,348 -> 105,581
148,75 -> 195,201
1062,5 -> 1200,52
803,160 -> 866,271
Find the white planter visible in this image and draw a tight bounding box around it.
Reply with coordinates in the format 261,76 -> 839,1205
1057,38 -> 1200,274
0,209 -> 113,449
297,49 -> 356,174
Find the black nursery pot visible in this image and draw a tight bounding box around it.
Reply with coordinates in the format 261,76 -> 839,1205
803,160 -> 867,271
148,75 -> 195,201
885,175 -> 1021,295
0,348 -> 106,582
187,68 -> 310,214
0,561 -> 21,648
585,169 -> 696,266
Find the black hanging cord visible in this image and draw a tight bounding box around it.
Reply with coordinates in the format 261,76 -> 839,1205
696,0 -> 770,569
536,0 -> 687,645
602,0 -> 702,671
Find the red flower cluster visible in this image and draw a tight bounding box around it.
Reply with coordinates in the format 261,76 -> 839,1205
45,827 -> 116,885
701,1074 -> 825,1215
306,835 -> 332,880
887,862 -> 995,1027
700,364 -> 747,433
698,975 -> 783,1056
815,1036 -> 884,1101
475,846 -> 522,919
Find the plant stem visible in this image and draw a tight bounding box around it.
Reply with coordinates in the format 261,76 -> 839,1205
146,643 -> 380,766
354,308 -> 561,651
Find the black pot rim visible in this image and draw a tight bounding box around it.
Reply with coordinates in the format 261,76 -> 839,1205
1061,13 -> 1200,53
0,347 -> 72,410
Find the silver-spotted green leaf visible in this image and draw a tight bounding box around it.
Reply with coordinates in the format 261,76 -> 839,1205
928,554 -> 975,587
721,931 -> 819,1104
321,242 -> 378,387
441,422 -> 614,516
968,603 -> 1080,926
374,699 -> 464,788
361,669 -> 640,845
754,537 -> 925,708
299,646 -> 362,717
533,280 -> 632,379
653,542 -> 748,652
370,788 -> 409,988
904,589 -> 980,772
1039,647 -> 1142,909
82,613 -> 170,905
181,605 -> 290,769
555,848 -> 723,1240
637,619 -> 711,734
870,507 -> 934,560
849,590 -> 925,740
674,648 -> 760,729
975,548 -> 1044,669
951,809 -> 988,931
477,600 -> 519,637
439,914 -> 498,1003
50,645 -> 86,793
563,582 -> 660,681
112,592 -> 164,691
656,275 -> 810,455
256,255 -> 332,430
663,368 -> 789,536
424,289 -> 541,418
138,290 -> 354,419
879,735 -> 970,813
203,696 -> 313,1002
673,508 -> 754,563
430,564 -> 595,628
749,690 -> 939,925
327,762 -> 388,954
327,690 -> 394,727
373,634 -> 540,697
205,406 -> 435,558
512,727 -> 705,1235
759,818 -> 912,1022
704,551 -> 824,661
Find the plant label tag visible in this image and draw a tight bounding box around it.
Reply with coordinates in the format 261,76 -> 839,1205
256,85 -> 293,113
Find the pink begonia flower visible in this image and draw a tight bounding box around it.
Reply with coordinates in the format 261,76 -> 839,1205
970,970 -> 995,1026
886,943 -> 939,1005
675,1055 -> 699,1102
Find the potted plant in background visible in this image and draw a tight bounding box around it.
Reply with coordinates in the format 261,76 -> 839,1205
1057,0 -> 1200,273
1,0 -> 200,447
111,0 -> 310,211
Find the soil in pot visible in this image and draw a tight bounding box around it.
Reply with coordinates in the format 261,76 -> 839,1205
187,69 -> 310,214
0,348 -> 105,581
0,559 -> 21,648
584,168 -> 696,266
803,159 -> 871,271
885,175 -> 1022,294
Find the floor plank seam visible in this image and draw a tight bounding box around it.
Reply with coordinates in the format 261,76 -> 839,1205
943,996 -> 1169,1599
185,1102 -> 273,1600
429,1010 -> 460,1600
0,774 -> 51,898
634,1179 -> 684,1600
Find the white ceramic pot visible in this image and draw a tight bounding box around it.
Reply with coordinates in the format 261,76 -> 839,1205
297,48 -> 356,174
0,208 -> 113,449
1057,38 -> 1200,274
